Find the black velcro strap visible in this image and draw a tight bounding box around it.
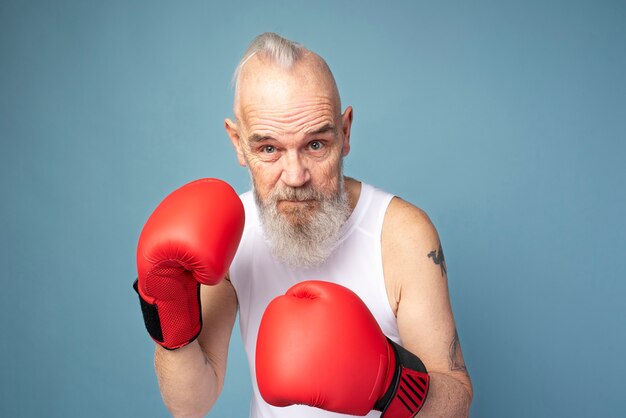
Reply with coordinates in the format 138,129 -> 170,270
392,339 -> 428,374
133,279 -> 164,343
374,338 -> 429,412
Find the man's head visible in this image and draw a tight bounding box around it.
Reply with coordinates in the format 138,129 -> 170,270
225,32 -> 354,269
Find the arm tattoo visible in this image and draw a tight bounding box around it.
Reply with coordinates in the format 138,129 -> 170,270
427,244 -> 447,277
449,329 -> 468,373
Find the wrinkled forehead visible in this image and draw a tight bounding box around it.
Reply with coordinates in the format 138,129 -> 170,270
235,54 -> 341,121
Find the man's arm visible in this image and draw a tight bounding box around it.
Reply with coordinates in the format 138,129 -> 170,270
382,197 -> 473,417
154,278 -> 238,418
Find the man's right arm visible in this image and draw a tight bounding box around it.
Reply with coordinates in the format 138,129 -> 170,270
155,278 -> 238,418
135,178 -> 244,416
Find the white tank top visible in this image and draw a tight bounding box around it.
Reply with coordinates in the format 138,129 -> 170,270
229,182 -> 399,418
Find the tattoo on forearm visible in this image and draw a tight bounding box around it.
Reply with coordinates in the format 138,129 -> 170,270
449,329 -> 467,373
427,244 -> 447,276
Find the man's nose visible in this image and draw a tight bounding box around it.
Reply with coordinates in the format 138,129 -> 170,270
280,151 -> 310,188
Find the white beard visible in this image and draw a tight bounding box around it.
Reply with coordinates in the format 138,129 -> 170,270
253,175 -> 350,269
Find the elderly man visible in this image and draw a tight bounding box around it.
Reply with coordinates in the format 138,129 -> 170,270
135,32 -> 472,418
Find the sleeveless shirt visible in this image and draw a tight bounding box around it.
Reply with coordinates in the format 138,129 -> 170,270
229,182 -> 400,418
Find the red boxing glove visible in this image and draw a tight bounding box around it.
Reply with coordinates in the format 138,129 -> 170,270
134,178 -> 244,349
256,281 -> 429,417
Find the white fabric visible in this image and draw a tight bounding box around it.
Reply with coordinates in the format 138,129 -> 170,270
229,182 -> 399,418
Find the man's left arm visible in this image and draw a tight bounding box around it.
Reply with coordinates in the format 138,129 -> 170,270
382,197 -> 473,417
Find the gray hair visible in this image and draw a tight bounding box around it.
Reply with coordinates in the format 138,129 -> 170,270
232,32 -> 306,91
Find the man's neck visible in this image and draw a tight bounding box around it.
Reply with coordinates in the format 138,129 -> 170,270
343,176 -> 362,214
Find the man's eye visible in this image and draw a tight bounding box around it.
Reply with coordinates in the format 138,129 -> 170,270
309,141 -> 323,151
262,145 -> 276,153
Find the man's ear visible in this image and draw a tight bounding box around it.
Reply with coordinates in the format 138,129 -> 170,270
340,106 -> 353,157
225,118 -> 247,167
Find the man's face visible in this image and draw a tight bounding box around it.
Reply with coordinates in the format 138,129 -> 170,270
226,55 -> 353,267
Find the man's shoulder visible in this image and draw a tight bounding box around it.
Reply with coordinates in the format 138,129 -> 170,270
239,189 -> 254,203
238,190 -> 257,214
382,196 -> 439,251
351,178 -> 437,243
237,190 -> 261,232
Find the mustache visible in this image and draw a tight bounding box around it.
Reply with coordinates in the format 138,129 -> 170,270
266,185 -> 325,202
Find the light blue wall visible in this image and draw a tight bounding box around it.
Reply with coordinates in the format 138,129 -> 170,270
1,1 -> 624,417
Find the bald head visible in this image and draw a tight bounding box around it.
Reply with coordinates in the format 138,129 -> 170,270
233,33 -> 341,120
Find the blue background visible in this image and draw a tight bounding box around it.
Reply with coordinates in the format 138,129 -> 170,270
1,1 -> 625,417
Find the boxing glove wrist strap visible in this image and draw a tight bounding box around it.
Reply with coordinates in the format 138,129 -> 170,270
375,339 -> 430,418
133,279 -> 202,350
